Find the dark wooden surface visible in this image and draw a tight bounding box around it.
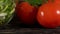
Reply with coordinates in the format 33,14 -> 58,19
0,14 -> 60,34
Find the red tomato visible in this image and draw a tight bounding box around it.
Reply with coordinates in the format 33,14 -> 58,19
37,0 -> 60,28
15,2 -> 37,25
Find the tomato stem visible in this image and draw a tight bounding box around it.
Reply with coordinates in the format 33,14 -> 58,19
48,0 -> 52,3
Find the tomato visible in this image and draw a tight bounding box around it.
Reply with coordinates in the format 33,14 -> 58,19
15,2 -> 37,25
37,0 -> 60,28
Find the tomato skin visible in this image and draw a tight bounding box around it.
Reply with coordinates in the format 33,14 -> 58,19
37,2 -> 60,28
15,2 -> 37,25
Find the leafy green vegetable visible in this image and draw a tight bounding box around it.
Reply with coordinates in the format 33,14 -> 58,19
24,0 -> 48,6
24,0 -> 43,6
24,0 -> 41,6
0,0 -> 15,25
